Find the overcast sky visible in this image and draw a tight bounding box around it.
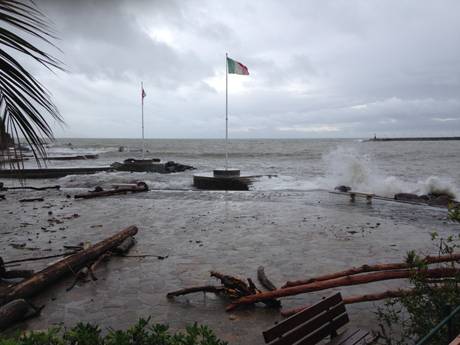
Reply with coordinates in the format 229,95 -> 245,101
24,0 -> 460,138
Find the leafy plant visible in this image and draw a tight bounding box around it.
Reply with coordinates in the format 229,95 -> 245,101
0,318 -> 228,345
375,234 -> 460,345
0,0 -> 63,166
448,202 -> 460,222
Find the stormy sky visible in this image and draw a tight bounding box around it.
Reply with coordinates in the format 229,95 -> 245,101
24,1 -> 460,138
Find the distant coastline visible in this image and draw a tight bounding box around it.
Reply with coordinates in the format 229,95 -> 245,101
366,136 -> 460,142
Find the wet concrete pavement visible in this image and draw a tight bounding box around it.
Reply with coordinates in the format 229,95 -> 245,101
1,188 -> 459,344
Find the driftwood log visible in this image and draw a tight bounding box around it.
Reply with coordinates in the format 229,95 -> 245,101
167,271 -> 281,309
112,236 -> 136,255
226,267 -> 460,311
5,185 -> 60,191
66,236 -> 136,291
257,266 -> 277,291
74,182 -> 148,199
167,286 -> 225,298
19,198 -> 44,202
282,253 -> 460,288
0,225 -> 138,305
0,299 -> 29,330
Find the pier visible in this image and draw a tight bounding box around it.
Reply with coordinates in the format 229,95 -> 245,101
367,136 -> 460,142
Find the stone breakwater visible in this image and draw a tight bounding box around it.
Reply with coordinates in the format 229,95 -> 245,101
367,136 -> 460,142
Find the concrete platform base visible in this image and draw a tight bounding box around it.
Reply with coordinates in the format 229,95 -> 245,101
213,169 -> 240,177
193,169 -> 251,190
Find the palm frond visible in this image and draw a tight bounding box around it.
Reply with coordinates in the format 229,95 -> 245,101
0,0 -> 63,168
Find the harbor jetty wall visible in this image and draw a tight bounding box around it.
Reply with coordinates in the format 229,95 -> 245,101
367,137 -> 460,142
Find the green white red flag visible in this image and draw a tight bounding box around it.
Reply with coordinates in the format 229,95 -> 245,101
227,57 -> 249,75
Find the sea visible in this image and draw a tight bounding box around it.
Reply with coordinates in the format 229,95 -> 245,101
18,138 -> 460,199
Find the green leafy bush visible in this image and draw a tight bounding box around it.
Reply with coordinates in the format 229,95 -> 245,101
448,202 -> 460,222
375,234 -> 460,345
0,318 -> 228,345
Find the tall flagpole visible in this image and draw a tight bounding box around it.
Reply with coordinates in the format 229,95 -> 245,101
225,53 -> 228,170
141,81 -> 145,159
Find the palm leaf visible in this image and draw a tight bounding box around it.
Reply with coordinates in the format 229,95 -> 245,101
0,0 -> 63,169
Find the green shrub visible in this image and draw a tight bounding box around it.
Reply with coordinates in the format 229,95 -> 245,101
375,234 -> 460,345
0,318 -> 228,345
448,202 -> 460,222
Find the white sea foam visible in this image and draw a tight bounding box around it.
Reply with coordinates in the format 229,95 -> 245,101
51,140 -> 459,200
253,146 -> 459,199
417,176 -> 458,199
319,146 -> 459,198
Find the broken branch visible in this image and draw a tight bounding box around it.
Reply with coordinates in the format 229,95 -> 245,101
257,266 -> 277,291
227,267 -> 460,311
282,253 -> 460,288
167,286 -> 225,298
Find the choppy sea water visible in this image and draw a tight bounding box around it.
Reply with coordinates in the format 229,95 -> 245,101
17,138 -> 460,199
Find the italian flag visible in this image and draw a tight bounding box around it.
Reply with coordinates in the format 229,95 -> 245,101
227,57 -> 249,75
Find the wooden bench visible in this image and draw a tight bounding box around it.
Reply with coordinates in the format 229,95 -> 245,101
262,293 -> 371,345
349,192 -> 374,204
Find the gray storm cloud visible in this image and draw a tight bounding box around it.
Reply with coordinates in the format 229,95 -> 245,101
23,0 -> 460,138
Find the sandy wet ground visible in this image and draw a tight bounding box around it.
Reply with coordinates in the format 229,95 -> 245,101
1,186 -> 459,344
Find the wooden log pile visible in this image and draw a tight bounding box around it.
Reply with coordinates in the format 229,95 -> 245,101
74,182 -> 148,199
168,254 -> 460,315
167,267 -> 281,308
0,226 -> 138,330
226,254 -> 460,312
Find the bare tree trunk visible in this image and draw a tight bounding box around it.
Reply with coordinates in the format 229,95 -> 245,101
0,225 -> 138,306
282,253 -> 460,288
227,268 -> 460,311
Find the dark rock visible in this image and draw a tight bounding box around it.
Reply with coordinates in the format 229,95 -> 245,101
92,186 -> 104,192
394,193 -> 428,202
428,194 -> 453,207
395,192 -> 458,208
165,161 -> 195,173
334,185 -> 351,192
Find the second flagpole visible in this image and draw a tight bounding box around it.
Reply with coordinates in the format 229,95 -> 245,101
141,81 -> 145,159
225,53 -> 228,170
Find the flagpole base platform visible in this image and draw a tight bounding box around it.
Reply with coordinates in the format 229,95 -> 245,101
213,169 -> 240,177
193,169 -> 250,191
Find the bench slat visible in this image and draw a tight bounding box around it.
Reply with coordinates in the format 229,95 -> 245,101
269,303 -> 347,345
263,293 -> 342,343
326,329 -> 361,345
339,329 -> 370,345
296,313 -> 350,345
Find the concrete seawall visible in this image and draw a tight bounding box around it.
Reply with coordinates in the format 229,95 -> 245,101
367,136 -> 460,142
